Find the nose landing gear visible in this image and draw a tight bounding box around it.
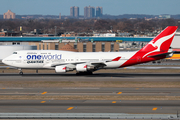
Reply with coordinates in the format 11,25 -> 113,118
18,68 -> 23,75
19,71 -> 23,75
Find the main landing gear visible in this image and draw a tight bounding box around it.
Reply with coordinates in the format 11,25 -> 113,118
76,71 -> 93,75
18,68 -> 23,75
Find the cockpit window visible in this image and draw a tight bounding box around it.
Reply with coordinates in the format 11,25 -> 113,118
13,52 -> 17,54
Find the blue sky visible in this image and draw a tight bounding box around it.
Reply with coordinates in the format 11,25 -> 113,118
1,0 -> 180,15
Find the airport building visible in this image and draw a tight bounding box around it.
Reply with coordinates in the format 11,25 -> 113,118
28,41 -> 119,52
0,36 -> 151,52
0,36 -> 179,52
0,45 -> 37,60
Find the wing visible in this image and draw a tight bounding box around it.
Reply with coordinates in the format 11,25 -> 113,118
50,56 -> 121,68
50,62 -> 86,67
47,56 -> 121,71
49,61 -> 107,70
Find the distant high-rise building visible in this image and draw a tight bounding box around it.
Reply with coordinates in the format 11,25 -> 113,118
90,6 -> 95,18
74,7 -> 79,17
59,13 -> 61,19
70,6 -> 79,17
96,6 -> 103,17
100,7 -> 103,16
84,6 -> 88,18
84,6 -> 95,18
70,6 -> 74,17
3,10 -> 15,19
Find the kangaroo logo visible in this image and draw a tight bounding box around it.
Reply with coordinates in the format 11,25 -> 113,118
142,31 -> 176,58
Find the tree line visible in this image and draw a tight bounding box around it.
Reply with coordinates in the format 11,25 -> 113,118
0,18 -> 179,35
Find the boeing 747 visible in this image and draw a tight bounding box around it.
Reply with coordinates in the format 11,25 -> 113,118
2,26 -> 178,75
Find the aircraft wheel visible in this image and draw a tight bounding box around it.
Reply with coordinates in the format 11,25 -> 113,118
87,71 -> 93,75
19,71 -> 23,75
76,71 -> 93,75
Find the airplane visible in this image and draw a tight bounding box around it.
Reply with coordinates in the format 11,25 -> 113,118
2,26 -> 178,75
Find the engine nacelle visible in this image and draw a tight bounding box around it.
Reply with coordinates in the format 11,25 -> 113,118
76,64 -> 94,72
55,66 -> 67,73
55,66 -> 73,73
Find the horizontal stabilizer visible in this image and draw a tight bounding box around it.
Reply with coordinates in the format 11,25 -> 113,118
147,52 -> 173,58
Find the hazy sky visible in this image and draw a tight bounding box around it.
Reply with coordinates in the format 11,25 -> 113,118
1,0 -> 180,16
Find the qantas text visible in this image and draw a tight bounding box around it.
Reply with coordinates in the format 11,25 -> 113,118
27,54 -> 62,60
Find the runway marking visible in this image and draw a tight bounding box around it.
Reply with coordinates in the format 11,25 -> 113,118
41,92 -> 47,95
117,92 -> 122,94
41,101 -> 46,103
112,101 -> 116,103
67,107 -> 74,110
152,108 -> 157,110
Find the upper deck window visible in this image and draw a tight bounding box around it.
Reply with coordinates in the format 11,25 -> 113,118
13,52 -> 17,54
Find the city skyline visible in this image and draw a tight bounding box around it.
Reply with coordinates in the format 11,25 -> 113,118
0,0 -> 179,16
71,6 -> 103,18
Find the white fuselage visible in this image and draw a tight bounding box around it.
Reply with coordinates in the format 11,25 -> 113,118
2,50 -> 137,69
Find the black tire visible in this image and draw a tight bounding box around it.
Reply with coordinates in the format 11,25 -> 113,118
76,71 -> 93,75
19,71 -> 23,75
157,61 -> 161,63
152,61 -> 156,63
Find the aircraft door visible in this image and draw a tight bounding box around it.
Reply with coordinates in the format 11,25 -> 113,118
75,57 -> 79,62
99,57 -> 104,61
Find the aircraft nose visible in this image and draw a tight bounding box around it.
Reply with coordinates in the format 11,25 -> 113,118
2,58 -> 9,65
2,59 -> 5,64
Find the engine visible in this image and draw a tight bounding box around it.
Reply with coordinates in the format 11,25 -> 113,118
76,64 -> 94,72
55,66 -> 73,73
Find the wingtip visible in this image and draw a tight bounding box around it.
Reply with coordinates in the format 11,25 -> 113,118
112,57 -> 121,61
